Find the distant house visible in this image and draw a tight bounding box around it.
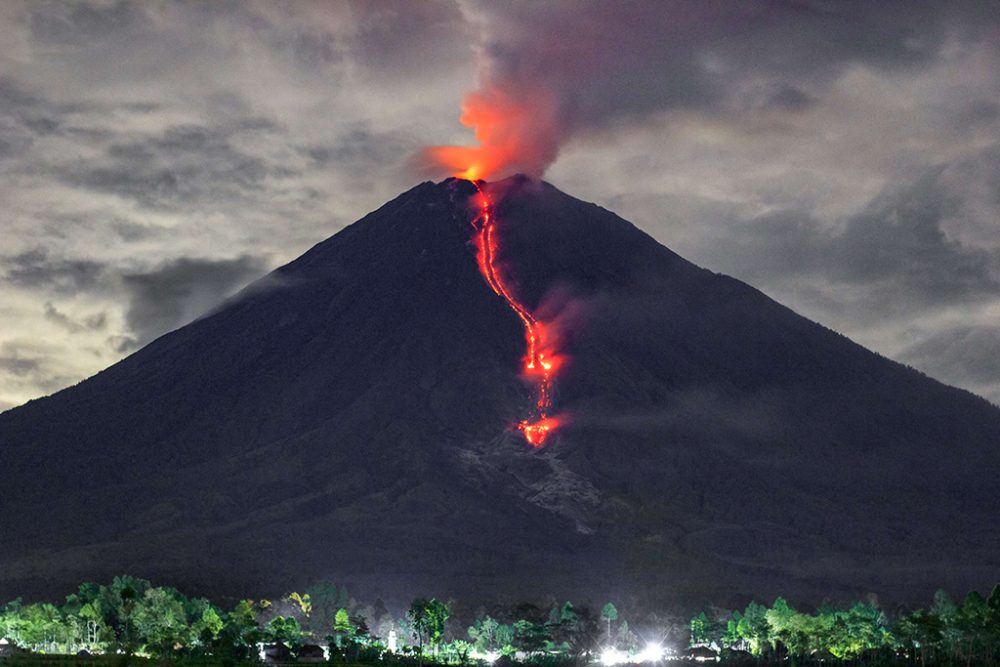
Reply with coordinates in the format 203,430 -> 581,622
259,643 -> 293,664
724,648 -> 753,662
688,646 -> 720,662
0,639 -> 27,659
298,644 -> 327,662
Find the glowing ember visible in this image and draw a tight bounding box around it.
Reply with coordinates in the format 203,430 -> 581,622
469,182 -> 561,446
518,416 -> 560,447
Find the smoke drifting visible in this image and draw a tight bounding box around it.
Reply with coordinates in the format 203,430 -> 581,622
419,2 -> 731,180
419,1 -> 996,182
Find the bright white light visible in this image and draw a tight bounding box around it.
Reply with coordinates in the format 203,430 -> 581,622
634,643 -> 665,663
602,647 -> 628,666
470,649 -> 500,663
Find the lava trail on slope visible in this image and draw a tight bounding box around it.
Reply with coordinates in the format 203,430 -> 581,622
467,181 -> 561,446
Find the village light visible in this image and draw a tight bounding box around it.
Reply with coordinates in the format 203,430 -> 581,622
634,643 -> 665,663
601,647 -> 628,666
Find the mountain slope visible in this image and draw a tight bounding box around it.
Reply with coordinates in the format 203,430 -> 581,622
1,176 -> 998,608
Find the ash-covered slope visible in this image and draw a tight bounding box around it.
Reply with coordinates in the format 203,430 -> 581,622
1,176 -> 998,608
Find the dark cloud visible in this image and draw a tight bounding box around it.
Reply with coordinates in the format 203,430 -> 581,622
43,302 -> 107,334
345,0 -> 470,78
59,121 -> 292,210
4,248 -> 105,294
0,77 -> 91,141
0,77 -> 59,158
28,0 -> 147,46
110,220 -> 165,243
302,124 -> 414,170
0,355 -> 41,377
264,19 -> 343,69
44,302 -> 82,333
766,86 -> 817,113
84,312 -> 108,330
121,255 -> 267,346
107,335 -> 139,355
835,172 -> 997,298
476,0 -> 998,130
0,77 -> 56,117
701,148 -> 1000,322
899,326 -> 1000,405
0,342 -> 77,396
0,128 -> 32,160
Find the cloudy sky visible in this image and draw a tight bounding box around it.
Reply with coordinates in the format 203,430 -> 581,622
1,0 -> 999,411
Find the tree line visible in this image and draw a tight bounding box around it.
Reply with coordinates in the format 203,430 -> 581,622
1,576 -> 999,665
690,587 -> 1000,665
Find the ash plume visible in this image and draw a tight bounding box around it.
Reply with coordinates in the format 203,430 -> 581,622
419,0 -> 995,181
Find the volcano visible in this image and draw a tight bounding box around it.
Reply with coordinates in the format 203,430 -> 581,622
2,176 -> 999,608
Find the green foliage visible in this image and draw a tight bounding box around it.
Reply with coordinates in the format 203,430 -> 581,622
684,591 -> 1000,665
513,618 -> 549,656
130,587 -> 190,655
601,602 -> 619,644
334,607 -> 353,634
194,605 -> 224,645
265,615 -> 304,648
468,615 -> 499,652
441,638 -> 472,664
217,599 -> 261,659
741,601 -> 770,655
468,614 -> 515,655
690,611 -> 710,646
305,580 -> 343,637
4,573 -> 1000,667
287,591 -> 312,617
407,598 -> 450,655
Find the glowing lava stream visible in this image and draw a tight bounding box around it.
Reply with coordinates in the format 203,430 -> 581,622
468,181 -> 560,446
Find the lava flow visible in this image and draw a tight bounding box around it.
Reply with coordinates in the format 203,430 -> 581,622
469,182 -> 561,446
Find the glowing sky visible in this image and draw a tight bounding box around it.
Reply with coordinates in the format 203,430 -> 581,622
1,1 -> 999,410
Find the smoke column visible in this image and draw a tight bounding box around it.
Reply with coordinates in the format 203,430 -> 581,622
418,3 -> 708,181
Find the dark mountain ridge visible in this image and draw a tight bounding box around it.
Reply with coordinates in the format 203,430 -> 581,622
1,176 -> 998,609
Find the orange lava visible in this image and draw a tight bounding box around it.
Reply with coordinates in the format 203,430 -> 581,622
469,182 -> 561,446
518,416 -> 561,447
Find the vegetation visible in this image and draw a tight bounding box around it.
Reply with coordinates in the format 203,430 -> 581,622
688,589 -> 1000,666
1,577 -> 999,665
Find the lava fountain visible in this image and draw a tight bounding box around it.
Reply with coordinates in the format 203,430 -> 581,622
468,182 -> 562,446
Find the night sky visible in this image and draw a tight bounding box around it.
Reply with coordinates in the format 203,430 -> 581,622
1,0 -> 998,411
